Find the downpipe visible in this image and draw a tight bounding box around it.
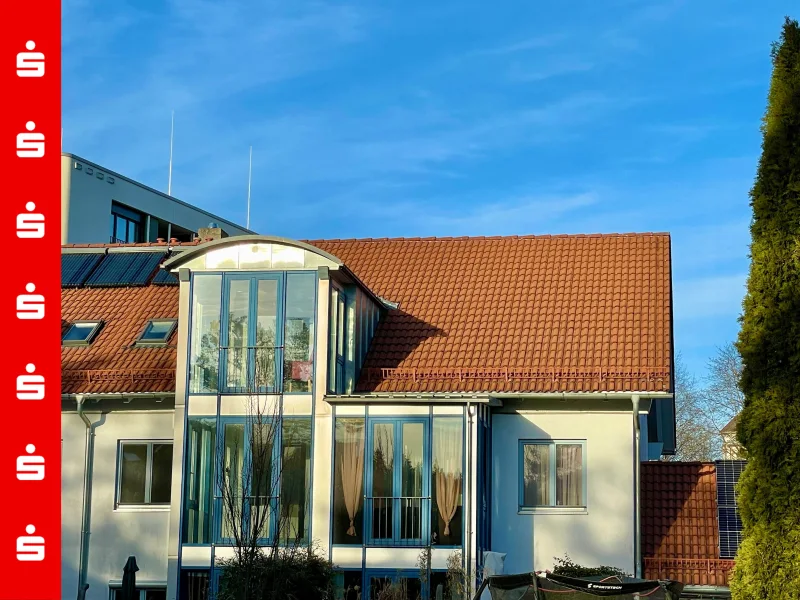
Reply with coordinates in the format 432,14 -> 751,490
632,395 -> 642,579
77,395 -> 96,600
466,403 -> 476,598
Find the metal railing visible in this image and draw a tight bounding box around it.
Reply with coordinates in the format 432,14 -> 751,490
212,495 -> 279,544
365,496 -> 430,545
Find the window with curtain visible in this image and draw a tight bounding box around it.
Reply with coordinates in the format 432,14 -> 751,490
116,441 -> 172,507
519,441 -> 584,509
431,418 -> 464,545
189,276 -> 222,393
332,418 -> 365,545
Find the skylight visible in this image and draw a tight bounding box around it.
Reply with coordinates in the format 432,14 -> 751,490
62,321 -> 103,346
136,319 -> 177,345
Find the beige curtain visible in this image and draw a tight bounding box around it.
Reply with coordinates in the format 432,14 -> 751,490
339,422 -> 365,536
434,420 -> 463,536
556,444 -> 583,506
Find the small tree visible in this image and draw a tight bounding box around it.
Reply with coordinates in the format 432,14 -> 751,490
731,16 -> 800,599
668,354 -> 719,461
214,343 -> 333,600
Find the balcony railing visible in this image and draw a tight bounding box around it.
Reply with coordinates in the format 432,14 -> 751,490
365,496 -> 430,546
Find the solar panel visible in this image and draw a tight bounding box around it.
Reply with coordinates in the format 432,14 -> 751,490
84,252 -> 166,287
61,253 -> 104,287
716,459 -> 746,559
152,268 -> 179,286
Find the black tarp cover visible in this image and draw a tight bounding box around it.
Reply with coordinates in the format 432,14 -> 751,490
475,572 -> 684,600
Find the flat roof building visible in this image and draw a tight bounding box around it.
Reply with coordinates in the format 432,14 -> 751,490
61,152 -> 254,244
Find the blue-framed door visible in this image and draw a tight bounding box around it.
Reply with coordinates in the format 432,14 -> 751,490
214,416 -> 281,545
365,418 -> 430,546
220,273 -> 284,394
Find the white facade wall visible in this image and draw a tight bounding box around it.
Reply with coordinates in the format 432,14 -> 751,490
62,409 -> 175,600
60,153 -> 251,244
491,409 -> 636,576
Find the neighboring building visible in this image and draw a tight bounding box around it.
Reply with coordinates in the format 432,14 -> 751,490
61,232 -> 677,600
61,153 -> 253,245
642,460 -> 747,599
721,416 -> 744,460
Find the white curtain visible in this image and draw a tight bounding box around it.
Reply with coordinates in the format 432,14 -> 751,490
339,422 -> 365,536
434,419 -> 463,536
556,444 -> 583,506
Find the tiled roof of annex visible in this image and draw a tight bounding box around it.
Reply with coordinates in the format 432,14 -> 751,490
641,461 -> 734,588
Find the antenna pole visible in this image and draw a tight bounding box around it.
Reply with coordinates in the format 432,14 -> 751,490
246,146 -> 252,230
168,110 -> 175,196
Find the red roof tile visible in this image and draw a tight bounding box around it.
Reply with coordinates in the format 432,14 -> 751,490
310,233 -> 673,393
641,462 -> 732,586
61,285 -> 178,394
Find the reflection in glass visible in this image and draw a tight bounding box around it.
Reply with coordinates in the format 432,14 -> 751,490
119,444 -> 147,504
522,444 -> 551,507
183,418 -> 216,544
279,419 -> 312,543
255,279 -> 278,389
226,280 -> 250,389
249,422 -> 275,540
222,424 -> 244,539
189,276 -> 221,393
284,273 -> 315,392
371,423 -> 394,540
401,423 -> 424,540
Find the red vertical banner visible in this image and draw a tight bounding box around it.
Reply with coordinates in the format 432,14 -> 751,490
0,1 -> 61,598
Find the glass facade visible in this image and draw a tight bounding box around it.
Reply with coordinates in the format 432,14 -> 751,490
188,272 -> 316,394
332,415 -> 464,547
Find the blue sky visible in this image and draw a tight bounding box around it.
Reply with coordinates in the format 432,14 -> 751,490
63,0 -> 794,379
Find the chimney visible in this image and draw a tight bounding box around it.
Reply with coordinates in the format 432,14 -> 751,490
197,222 -> 227,241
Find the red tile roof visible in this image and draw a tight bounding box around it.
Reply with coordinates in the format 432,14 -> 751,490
61,285 -> 178,394
641,462 -> 733,587
61,232 -> 673,395
310,234 -> 673,393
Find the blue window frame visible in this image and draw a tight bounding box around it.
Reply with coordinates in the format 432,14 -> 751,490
365,418 -> 430,546
214,416 -> 282,545
518,440 -> 587,511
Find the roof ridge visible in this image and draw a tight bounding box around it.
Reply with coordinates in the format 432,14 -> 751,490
62,240 -> 203,249
306,232 -> 671,243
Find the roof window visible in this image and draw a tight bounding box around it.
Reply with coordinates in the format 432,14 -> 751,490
136,319 -> 177,346
62,321 -> 103,346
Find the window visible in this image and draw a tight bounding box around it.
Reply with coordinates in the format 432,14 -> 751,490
183,418 -> 216,544
333,418 -> 365,545
214,416 -> 312,545
519,441 -> 585,510
62,321 -> 103,346
110,588 -> 167,600
333,571 -> 363,600
328,286 -> 346,394
189,272 -> 318,394
367,419 -> 429,545
110,202 -> 144,243
117,441 -> 173,507
431,418 -> 463,545
283,273 -> 315,393
137,319 -> 177,345
189,275 -> 222,393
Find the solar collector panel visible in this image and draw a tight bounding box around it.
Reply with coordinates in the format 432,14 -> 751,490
62,253 -> 104,287
84,252 -> 166,287
716,460 -> 746,559
152,268 -> 179,285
